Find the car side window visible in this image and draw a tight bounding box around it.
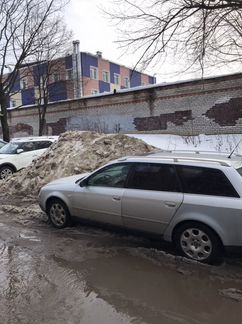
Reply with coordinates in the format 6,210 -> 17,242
34,141 -> 53,150
87,164 -> 131,188
127,163 -> 180,192
20,142 -> 35,152
177,165 -> 239,198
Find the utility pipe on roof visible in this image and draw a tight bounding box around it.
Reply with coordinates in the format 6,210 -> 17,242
72,40 -> 82,98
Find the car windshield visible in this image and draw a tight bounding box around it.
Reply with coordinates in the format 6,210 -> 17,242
0,141 -> 6,148
237,167 -> 242,177
0,142 -> 20,154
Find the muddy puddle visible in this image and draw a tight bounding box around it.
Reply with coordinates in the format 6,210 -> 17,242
0,198 -> 241,324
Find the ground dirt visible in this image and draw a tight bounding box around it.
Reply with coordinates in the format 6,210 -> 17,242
0,195 -> 241,324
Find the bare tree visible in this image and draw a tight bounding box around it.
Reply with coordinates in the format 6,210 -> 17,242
30,19 -> 73,135
107,0 -> 242,75
0,0 -> 69,141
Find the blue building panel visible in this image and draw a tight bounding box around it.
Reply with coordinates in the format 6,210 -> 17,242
130,71 -> 141,87
6,95 -> 10,108
81,53 -> 98,77
22,88 -> 35,106
110,63 -> 120,84
149,76 -> 155,84
65,55 -> 73,69
48,81 -> 67,102
99,81 -> 110,93
11,72 -> 20,92
33,62 -> 47,86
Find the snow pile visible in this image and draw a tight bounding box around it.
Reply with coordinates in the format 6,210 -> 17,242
1,131 -> 156,197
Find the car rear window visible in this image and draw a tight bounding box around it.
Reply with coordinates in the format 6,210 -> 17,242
127,163 -> 181,192
177,165 -> 239,198
34,141 -> 53,150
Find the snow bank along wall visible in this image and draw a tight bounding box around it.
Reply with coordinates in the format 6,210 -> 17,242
3,73 -> 242,137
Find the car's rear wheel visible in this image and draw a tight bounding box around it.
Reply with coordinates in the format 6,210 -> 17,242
0,165 -> 14,180
47,198 -> 71,229
173,222 -> 223,264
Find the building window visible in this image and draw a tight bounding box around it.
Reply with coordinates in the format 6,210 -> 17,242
114,73 -> 120,85
53,73 -> 60,83
10,99 -> 16,108
66,69 -> 73,80
102,71 -> 110,83
124,77 -> 130,88
91,89 -> 98,95
20,78 -> 28,89
90,66 -> 98,80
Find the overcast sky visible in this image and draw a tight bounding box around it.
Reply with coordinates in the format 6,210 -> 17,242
64,1 -> 126,66
64,0 -> 240,83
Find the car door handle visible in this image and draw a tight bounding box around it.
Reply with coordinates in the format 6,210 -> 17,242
164,201 -> 176,208
112,196 -> 121,201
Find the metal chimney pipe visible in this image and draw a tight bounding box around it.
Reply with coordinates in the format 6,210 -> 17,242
72,40 -> 82,98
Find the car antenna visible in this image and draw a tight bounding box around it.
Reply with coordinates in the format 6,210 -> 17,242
228,138 -> 242,159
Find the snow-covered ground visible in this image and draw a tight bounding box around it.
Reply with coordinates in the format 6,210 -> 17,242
127,134 -> 242,155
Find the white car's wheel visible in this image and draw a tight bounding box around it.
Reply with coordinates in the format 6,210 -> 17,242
47,198 -> 71,229
0,165 -> 14,180
173,222 -> 223,264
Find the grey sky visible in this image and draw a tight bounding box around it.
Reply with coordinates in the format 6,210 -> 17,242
64,0 -> 241,83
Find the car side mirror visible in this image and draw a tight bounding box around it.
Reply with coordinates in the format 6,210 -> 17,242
17,149 -> 24,154
79,178 -> 88,187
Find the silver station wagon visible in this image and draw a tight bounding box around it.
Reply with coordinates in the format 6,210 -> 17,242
39,151 -> 242,264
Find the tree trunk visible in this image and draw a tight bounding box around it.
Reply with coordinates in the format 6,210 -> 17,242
39,116 -> 46,136
38,102 -> 47,136
0,94 -> 10,142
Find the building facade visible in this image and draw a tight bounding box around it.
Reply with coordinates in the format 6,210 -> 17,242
8,46 -> 156,108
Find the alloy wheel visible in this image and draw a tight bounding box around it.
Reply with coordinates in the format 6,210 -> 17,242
180,227 -> 212,261
0,168 -> 13,180
49,202 -> 67,227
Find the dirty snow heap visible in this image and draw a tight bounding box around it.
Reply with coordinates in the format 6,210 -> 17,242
1,131 -> 157,198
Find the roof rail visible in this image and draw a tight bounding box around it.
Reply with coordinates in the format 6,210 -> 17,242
169,150 -> 228,154
121,155 -> 231,167
172,157 -> 230,167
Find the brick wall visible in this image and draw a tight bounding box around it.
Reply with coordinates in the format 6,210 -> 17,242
2,73 -> 242,137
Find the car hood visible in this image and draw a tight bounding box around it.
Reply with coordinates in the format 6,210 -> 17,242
45,173 -> 90,187
0,154 -> 15,159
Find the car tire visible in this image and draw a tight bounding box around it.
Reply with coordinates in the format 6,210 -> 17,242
47,198 -> 71,229
173,221 -> 223,264
0,165 -> 14,180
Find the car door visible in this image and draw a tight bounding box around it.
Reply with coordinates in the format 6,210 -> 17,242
71,163 -> 132,226
122,163 -> 183,234
14,141 -> 38,169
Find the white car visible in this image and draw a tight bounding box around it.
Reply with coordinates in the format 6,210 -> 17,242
0,136 -> 58,179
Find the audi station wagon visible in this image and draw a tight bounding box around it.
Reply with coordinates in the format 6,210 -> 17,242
39,151 -> 242,264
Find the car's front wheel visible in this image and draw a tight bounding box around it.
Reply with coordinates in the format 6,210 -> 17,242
173,222 -> 223,264
47,198 -> 71,229
0,165 -> 14,180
